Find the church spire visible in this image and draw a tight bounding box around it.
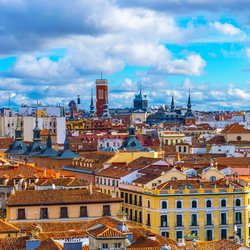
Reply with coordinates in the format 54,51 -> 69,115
47,130 -> 52,148
170,94 -> 175,112
90,89 -> 95,115
187,90 -> 192,111
33,114 -> 41,141
101,95 -> 111,119
15,116 -> 23,140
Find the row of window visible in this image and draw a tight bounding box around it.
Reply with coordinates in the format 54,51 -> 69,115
99,142 -> 121,148
161,198 -> 242,209
101,243 -> 122,249
160,212 -> 242,227
161,228 -> 242,241
17,205 -> 111,220
96,177 -> 119,187
122,207 -> 143,223
121,192 -> 143,206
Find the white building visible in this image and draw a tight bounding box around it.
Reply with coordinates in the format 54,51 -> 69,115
0,116 -> 66,144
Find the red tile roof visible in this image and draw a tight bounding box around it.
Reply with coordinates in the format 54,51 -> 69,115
7,189 -> 123,206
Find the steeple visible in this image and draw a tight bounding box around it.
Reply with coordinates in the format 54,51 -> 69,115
33,114 -> 41,141
187,90 -> 192,111
47,130 -> 52,148
69,107 -> 75,120
128,116 -> 135,136
90,90 -> 95,115
15,116 -> 23,140
170,94 -> 175,112
101,95 -> 111,119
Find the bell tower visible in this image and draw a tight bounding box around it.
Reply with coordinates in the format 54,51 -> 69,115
96,73 -> 108,116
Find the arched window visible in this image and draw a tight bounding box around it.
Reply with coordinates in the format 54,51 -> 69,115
235,199 -> 241,206
191,200 -> 197,208
176,201 -> 182,208
221,199 -> 226,207
206,200 -> 212,208
162,201 -> 167,209
171,177 -> 177,181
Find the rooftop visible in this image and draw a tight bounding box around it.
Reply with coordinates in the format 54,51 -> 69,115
8,189 -> 123,206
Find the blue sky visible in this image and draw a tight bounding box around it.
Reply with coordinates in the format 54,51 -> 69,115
1,0 -> 250,111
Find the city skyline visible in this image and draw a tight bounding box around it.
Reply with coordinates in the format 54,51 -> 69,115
1,0 -> 250,110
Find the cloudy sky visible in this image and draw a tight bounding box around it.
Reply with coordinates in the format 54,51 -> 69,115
1,0 -> 250,110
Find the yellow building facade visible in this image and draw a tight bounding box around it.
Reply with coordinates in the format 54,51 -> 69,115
120,181 -> 250,246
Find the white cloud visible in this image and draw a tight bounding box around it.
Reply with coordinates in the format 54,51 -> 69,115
246,48 -> 250,58
210,21 -> 244,36
154,54 -> 206,76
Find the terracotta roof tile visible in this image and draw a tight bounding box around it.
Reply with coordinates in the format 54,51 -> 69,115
222,123 -> 250,133
8,189 -> 123,206
0,220 -> 19,233
88,224 -> 125,238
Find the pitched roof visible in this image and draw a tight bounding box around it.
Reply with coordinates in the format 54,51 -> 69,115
0,236 -> 28,250
222,123 -> 250,133
88,224 -> 125,239
8,189 -> 123,206
0,220 -> 19,233
35,238 -> 62,250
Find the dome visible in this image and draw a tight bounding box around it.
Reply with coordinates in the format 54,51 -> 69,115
101,146 -> 119,152
68,100 -> 77,108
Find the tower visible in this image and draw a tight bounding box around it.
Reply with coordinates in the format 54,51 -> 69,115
96,75 -> 108,116
133,86 -> 148,111
33,115 -> 41,141
184,91 -> 196,125
90,90 -> 95,116
77,95 -> 81,109
170,94 -> 175,112
101,95 -> 112,119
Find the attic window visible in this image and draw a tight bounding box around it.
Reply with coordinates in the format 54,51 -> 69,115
187,184 -> 193,189
237,136 -> 242,141
178,185 -> 184,189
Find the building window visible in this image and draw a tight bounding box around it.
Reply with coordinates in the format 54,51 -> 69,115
147,213 -> 151,226
40,208 -> 48,219
183,146 -> 187,153
139,211 -> 142,223
176,214 -> 183,227
206,229 -> 213,241
17,208 -> 26,220
221,199 -> 227,207
102,243 -> 108,249
191,200 -> 197,208
178,146 -> 181,152
176,231 -> 183,240
176,200 -> 182,209
161,201 -> 167,209
114,243 -> 121,248
125,193 -> 128,203
191,230 -> 198,236
237,228 -> 242,239
60,207 -> 68,218
147,199 -> 150,208
221,229 -> 227,239
129,209 -> 132,220
235,212 -> 242,224
161,231 -> 169,238
206,199 -> 212,208
235,198 -> 241,207
103,205 -> 110,216
206,213 -> 212,225
191,214 -> 198,226
134,210 -> 137,221
139,196 -> 142,206
134,195 -> 137,205
220,213 -> 227,225
210,176 -> 217,182
80,206 -> 88,217
161,215 -> 168,227
129,194 -> 133,204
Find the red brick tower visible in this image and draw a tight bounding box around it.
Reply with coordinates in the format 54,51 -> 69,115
96,78 -> 108,116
